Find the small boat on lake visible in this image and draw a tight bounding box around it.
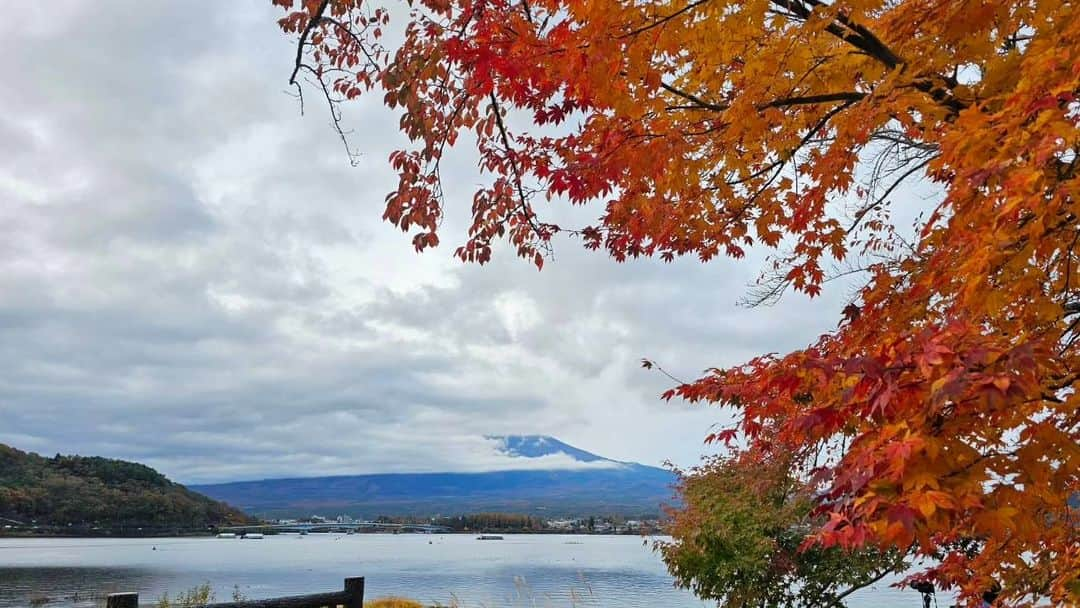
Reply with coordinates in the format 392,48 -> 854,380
477,534 -> 504,540
242,533 -> 264,539
216,533 -> 237,539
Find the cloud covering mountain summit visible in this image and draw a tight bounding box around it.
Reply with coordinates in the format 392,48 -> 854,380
192,436 -> 673,517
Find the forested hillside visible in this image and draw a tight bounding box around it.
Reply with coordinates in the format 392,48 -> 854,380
0,444 -> 251,531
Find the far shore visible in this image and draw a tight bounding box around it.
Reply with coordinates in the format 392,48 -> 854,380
0,528 -> 657,539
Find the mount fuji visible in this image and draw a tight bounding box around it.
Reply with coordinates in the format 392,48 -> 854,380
191,435 -> 676,518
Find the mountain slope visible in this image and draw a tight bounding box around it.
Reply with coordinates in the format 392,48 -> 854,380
0,444 -> 252,529
192,436 -> 676,518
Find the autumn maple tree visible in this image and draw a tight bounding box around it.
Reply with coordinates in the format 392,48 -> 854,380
271,0 -> 1079,604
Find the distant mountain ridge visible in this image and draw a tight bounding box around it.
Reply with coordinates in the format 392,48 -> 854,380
0,444 -> 252,530
192,435 -> 675,518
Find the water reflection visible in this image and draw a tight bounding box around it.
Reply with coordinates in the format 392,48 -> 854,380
0,535 -> 922,608
0,567 -> 156,607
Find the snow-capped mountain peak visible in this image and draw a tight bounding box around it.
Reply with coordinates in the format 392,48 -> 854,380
486,435 -> 610,463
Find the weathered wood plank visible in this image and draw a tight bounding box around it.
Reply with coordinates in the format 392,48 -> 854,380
204,591 -> 349,608
106,593 -> 139,608
343,577 -> 364,608
104,576 -> 364,607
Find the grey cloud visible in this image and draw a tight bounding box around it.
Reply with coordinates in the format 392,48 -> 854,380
0,1 -> 854,483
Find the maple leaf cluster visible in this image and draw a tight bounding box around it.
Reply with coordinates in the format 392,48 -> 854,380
271,0 -> 1079,605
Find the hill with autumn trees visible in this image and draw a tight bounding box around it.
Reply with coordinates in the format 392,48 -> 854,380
0,444 -> 253,533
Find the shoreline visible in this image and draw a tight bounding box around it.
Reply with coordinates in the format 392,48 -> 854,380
0,528 -> 657,539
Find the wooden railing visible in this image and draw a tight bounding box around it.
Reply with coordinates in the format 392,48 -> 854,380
105,577 -> 364,608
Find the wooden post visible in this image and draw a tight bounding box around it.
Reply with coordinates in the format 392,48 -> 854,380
344,577 -> 364,608
106,592 -> 139,608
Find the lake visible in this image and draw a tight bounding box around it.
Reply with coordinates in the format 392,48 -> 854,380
0,534 -> 928,607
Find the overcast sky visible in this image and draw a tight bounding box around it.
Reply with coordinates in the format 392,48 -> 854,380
0,2 -> 875,483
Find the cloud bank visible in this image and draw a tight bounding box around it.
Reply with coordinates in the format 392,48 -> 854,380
0,2 -> 856,483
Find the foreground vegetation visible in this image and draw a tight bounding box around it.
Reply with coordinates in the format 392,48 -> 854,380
366,599 -> 424,608
152,584 -> 424,608
660,456 -> 908,607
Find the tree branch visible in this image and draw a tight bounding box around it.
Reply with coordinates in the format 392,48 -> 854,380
623,0 -> 712,38
847,157 -> 933,234
828,559 -> 906,608
661,82 -> 728,112
488,92 -> 546,240
760,92 -> 867,109
288,0 -> 331,87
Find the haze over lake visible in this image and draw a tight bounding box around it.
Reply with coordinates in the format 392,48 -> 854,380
0,534 -> 927,608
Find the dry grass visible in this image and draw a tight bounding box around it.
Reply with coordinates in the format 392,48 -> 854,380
365,597 -> 425,608
154,583 -> 214,608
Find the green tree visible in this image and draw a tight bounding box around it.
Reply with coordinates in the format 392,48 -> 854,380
659,454 -> 907,608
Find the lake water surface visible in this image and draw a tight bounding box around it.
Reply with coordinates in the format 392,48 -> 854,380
0,534 -> 929,607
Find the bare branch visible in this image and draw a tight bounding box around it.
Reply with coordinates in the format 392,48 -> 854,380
847,157 -> 934,235
288,0 -> 331,87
